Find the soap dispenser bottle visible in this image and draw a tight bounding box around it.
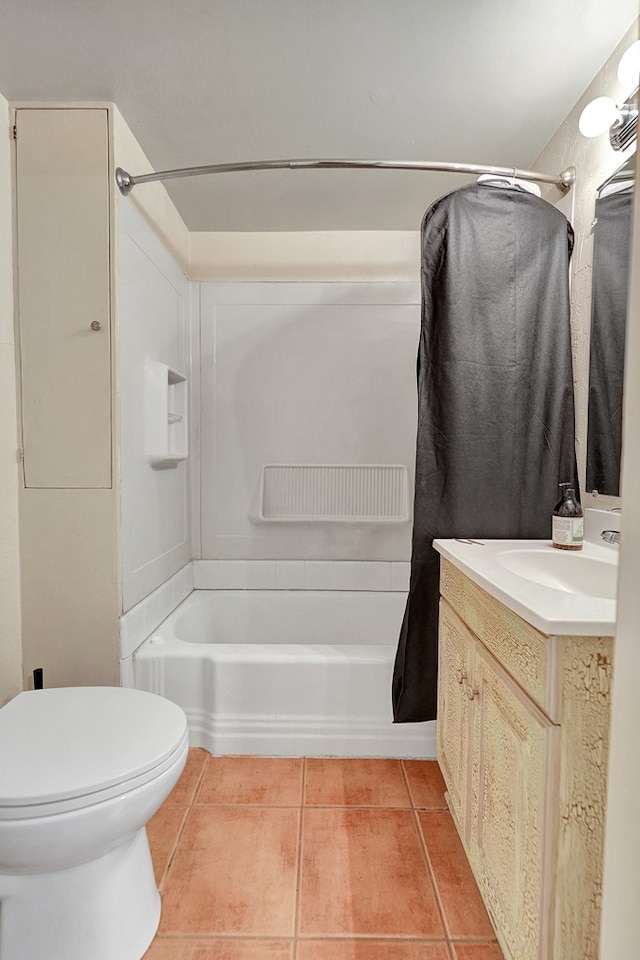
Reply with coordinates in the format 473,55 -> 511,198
552,483 -> 584,551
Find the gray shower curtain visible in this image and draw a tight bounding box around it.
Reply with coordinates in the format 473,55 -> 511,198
393,182 -> 577,723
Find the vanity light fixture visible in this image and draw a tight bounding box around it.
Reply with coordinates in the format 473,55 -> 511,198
578,40 -> 639,149
617,40 -> 640,89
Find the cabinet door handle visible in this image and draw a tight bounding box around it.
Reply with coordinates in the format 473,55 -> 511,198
465,683 -> 479,701
455,669 -> 467,685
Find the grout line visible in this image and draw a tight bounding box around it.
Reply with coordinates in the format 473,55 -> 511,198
155,933 -> 298,942
190,751 -> 210,804
292,758 -> 307,958
295,934 -> 454,941
159,805 -> 190,892
400,763 -> 453,944
415,810 -> 453,942
160,752 -> 209,890
155,933 -> 451,942
189,801 -> 414,809
300,756 -> 307,807
400,758 -> 417,807
302,803 -> 414,809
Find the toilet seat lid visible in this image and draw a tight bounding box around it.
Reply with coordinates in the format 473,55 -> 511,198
0,687 -> 188,809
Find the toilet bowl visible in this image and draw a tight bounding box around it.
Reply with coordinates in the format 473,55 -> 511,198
0,686 -> 189,960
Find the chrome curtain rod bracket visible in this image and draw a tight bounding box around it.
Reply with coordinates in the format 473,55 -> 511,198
115,160 -> 576,197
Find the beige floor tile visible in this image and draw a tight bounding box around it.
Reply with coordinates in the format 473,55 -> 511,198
402,761 -> 448,809
297,940 -> 450,960
165,748 -> 209,805
451,943 -> 504,960
298,808 -> 443,937
146,805 -> 188,887
418,812 -> 495,940
160,806 -> 299,936
197,756 -> 303,806
143,937 -> 294,959
305,759 -> 411,807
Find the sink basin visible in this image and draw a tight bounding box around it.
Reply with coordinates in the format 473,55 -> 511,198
496,548 -> 618,600
433,534 -> 618,636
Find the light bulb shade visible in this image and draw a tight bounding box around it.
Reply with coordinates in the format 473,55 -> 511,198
618,40 -> 640,90
578,97 -> 620,138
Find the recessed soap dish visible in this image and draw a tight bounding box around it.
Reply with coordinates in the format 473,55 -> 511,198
145,359 -> 188,467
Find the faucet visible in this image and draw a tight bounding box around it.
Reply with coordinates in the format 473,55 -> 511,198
601,530 -> 621,546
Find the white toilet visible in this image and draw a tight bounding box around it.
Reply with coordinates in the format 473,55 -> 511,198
0,686 -> 189,960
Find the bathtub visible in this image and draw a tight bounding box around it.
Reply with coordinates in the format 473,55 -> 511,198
134,590 -> 435,758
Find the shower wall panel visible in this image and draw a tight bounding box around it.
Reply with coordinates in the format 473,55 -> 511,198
119,199 -> 192,610
199,282 -> 420,561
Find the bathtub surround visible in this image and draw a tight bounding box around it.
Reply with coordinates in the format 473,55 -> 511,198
199,281 -> 419,562
394,183 -> 577,723
0,90 -> 22,706
118,199 -> 192,612
193,559 -> 410,592
119,562 -> 194,684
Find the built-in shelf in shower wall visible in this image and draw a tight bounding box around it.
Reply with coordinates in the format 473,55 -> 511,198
145,359 -> 188,467
259,463 -> 410,522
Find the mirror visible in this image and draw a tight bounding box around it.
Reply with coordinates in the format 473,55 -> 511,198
586,152 -> 635,498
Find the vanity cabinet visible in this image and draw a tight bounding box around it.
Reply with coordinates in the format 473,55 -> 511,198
437,558 -> 613,960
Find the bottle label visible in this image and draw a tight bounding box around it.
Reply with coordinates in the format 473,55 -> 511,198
553,516 -> 584,546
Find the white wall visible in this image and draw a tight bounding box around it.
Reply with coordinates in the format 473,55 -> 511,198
0,91 -> 23,705
533,20 -> 638,504
190,232 -> 420,282
199,282 -> 419,561
112,107 -> 189,275
118,198 -> 192,611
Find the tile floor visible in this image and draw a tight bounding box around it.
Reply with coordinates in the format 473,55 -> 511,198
143,750 -> 504,960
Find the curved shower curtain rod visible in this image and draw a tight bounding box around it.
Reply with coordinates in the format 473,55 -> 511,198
115,158 -> 576,196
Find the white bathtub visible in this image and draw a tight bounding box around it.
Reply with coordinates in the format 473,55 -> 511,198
134,590 -> 435,758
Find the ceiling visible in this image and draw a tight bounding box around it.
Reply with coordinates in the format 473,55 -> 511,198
0,0 -> 637,231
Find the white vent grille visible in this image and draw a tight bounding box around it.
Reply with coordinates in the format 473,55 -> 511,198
260,464 -> 410,522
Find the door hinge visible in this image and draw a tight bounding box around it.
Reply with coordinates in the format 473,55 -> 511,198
12,124 -> 16,140
18,447 -> 24,462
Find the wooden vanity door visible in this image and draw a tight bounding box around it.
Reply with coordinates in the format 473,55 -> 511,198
470,642 -> 558,960
437,600 -> 474,840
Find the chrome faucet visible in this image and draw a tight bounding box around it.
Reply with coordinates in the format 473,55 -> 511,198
601,529 -> 621,545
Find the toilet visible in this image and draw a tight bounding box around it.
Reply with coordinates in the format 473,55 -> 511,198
0,686 -> 189,960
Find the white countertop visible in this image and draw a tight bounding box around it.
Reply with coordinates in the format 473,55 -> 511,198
434,537 -> 618,636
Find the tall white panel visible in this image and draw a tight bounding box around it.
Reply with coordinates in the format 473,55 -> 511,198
119,200 -> 192,610
200,282 -> 420,561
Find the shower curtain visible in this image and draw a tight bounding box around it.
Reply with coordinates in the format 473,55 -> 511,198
393,181 -> 577,723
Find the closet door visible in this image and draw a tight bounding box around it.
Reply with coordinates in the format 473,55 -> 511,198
15,108 -> 112,488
